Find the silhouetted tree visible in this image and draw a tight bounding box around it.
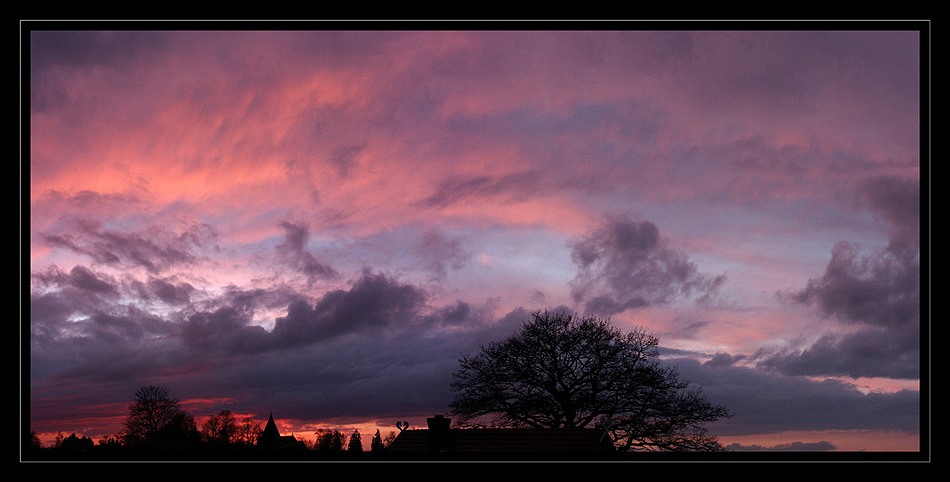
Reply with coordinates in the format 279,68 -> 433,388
28,431 -> 42,450
370,429 -> 385,453
201,409 -> 238,445
202,415 -> 220,443
450,311 -> 731,452
347,429 -> 363,453
121,385 -> 199,448
237,417 -> 263,446
98,435 -> 122,448
160,411 -> 199,447
382,430 -> 397,448
316,429 -> 346,452
59,433 -> 95,452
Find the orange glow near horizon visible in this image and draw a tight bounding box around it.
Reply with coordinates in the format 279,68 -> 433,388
718,430 -> 921,452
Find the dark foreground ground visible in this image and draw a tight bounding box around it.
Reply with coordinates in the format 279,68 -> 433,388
21,447 -> 926,463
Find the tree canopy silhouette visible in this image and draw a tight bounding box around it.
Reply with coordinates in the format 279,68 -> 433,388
201,409 -> 238,445
237,417 -> 263,446
121,385 -> 198,448
371,429 -> 385,453
449,311 -> 731,451
316,429 -> 346,452
347,429 -> 363,453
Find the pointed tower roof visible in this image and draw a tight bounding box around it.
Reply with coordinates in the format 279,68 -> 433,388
261,412 -> 281,443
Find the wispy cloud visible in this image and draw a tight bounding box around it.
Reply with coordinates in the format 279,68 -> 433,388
275,221 -> 338,284
41,220 -> 217,274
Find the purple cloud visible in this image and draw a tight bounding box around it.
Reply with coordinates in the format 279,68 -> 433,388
42,220 -> 216,274
704,352 -> 747,368
767,175 -> 920,378
569,215 -> 725,315
727,441 -> 837,452
788,241 -> 919,328
858,175 -> 920,256
64,265 -> 117,294
675,358 -> 919,435
146,277 -> 195,305
418,229 -> 470,281
181,306 -> 270,355
756,328 -> 918,379
329,143 -> 365,179
276,221 -> 338,284
418,171 -> 543,208
270,269 -> 427,348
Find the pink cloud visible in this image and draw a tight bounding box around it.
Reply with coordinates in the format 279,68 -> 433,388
27,29 -> 924,454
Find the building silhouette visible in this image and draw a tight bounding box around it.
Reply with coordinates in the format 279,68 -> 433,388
258,413 -> 306,450
388,415 -> 613,454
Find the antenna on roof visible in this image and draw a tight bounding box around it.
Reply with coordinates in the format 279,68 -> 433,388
396,421 -> 410,432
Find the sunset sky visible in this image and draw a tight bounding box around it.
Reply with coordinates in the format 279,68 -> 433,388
25,23 -> 927,455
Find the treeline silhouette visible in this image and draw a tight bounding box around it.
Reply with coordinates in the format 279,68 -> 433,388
25,385 -> 396,461
26,312 -> 735,460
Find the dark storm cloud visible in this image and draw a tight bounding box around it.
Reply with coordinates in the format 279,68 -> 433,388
30,292 -> 75,344
790,176 -> 920,329
271,270 -> 427,348
418,171 -> 542,208
68,266 -> 116,293
858,175 -> 920,256
147,277 -> 195,305
756,328 -> 919,379
173,305 -> 919,430
704,352 -> 747,368
80,310 -> 156,346
569,215 -> 725,315
217,285 -> 304,314
418,229 -> 470,281
181,307 -> 271,355
673,358 -> 919,435
178,304 -> 539,422
173,271 -> 466,359
30,299 -> 183,384
182,334 -> 464,422
32,249 -> 580,428
767,175 -> 920,379
276,221 -> 338,283
425,301 -> 471,326
31,265 -> 120,323
35,265 -> 118,295
786,241 -> 919,328
42,220 -> 216,274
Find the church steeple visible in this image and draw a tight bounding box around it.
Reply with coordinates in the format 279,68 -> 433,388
260,412 -> 281,445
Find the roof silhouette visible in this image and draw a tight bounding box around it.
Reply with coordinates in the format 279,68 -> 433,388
258,413 -> 306,450
388,415 -> 613,453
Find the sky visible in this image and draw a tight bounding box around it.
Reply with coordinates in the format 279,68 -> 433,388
24,24 -> 927,455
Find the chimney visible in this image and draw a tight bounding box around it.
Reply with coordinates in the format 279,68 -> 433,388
426,415 -> 451,452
